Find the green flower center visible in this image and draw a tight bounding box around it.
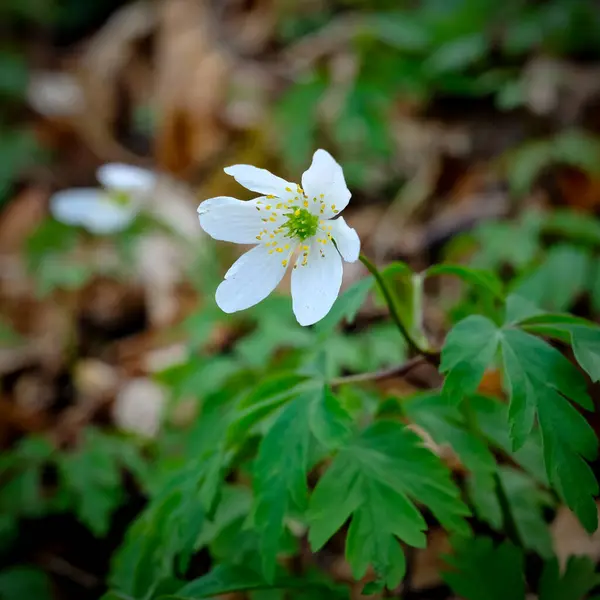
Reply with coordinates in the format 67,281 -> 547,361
107,189 -> 131,206
281,207 -> 319,241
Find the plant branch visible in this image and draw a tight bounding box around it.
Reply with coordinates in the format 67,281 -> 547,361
359,254 -> 440,365
331,355 -> 428,387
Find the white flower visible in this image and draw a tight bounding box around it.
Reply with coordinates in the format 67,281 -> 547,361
50,163 -> 157,234
197,149 -> 361,326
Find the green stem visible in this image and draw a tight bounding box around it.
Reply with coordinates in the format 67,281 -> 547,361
359,254 -> 439,364
461,397 -> 522,548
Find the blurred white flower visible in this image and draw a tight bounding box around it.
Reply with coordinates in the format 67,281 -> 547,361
197,149 -> 360,326
113,377 -> 165,438
50,163 -> 157,234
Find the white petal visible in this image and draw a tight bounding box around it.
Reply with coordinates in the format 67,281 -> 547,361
50,188 -> 136,234
301,149 -> 351,218
224,164 -> 297,199
198,196 -> 276,244
216,245 -> 290,313
291,238 -> 343,326
329,217 -> 360,262
97,163 -> 157,192
50,188 -> 104,225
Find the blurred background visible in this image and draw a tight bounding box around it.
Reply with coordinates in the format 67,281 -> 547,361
2,0 -> 600,598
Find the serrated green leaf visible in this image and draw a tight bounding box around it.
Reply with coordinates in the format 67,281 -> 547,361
58,430 -> 124,537
571,326 -> 600,382
442,314 -> 597,530
443,537 -> 525,600
229,373 -> 316,440
403,392 -> 495,475
469,395 -> 546,484
110,460 -> 208,597
500,327 -> 597,530
539,555 -> 600,600
308,421 -> 470,589
253,394 -> 312,581
308,387 -> 354,449
517,314 -> 600,382
440,315 -> 500,397
468,467 -> 553,557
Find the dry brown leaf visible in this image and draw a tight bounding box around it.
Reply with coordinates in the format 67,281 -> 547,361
0,186 -> 49,254
155,0 -> 231,174
551,503 -> 600,568
412,529 -> 452,591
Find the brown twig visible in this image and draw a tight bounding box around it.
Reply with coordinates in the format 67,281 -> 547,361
331,355 -> 428,387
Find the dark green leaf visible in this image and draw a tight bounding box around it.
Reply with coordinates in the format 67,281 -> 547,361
308,421 -> 470,589
0,566 -> 53,600
443,537 -> 525,600
539,555 -> 600,600
253,394 -> 312,581
440,315 -> 500,398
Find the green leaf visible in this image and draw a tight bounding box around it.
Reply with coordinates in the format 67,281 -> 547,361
439,315 -> 500,397
403,392 -> 495,476
58,429 -> 126,537
513,245 -> 592,312
442,313 -> 598,531
0,567 -> 53,600
0,53 -> 28,99
308,421 -> 470,589
469,395 -> 546,484
543,209 -> 600,247
315,277 -> 374,334
426,264 -> 504,298
228,373 -> 316,441
309,387 -> 354,449
571,326 -> 600,382
443,537 -> 525,600
516,313 -> 600,382
425,33 -> 487,74
110,459 -> 208,597
275,75 -> 327,172
253,394 -> 312,581
501,328 -> 597,530
539,555 -> 600,600
468,467 -> 554,557
164,564 -> 348,600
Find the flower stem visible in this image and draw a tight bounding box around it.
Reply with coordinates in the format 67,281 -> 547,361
359,253 -> 439,364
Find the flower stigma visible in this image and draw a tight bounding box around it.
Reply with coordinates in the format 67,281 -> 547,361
281,206 -> 319,241
107,189 -> 131,206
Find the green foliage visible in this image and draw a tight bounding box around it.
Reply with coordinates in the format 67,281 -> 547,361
0,566 -> 53,600
441,301 -> 600,532
308,420 -> 470,590
0,430 -> 147,546
443,537 -> 525,600
444,536 -> 600,600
